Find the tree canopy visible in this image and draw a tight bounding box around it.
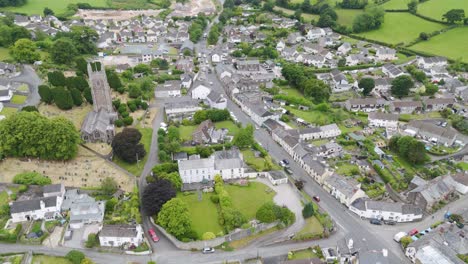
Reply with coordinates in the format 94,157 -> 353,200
389,135 -> 427,164
358,78 -> 375,96
10,38 -> 40,63
13,172 -> 52,185
443,9 -> 465,24
0,112 -> 80,160
142,179 -> 176,216
157,198 -> 193,240
391,75 -> 414,98
112,128 -> 147,164
51,38 -> 77,64
233,124 -> 255,149
352,6 -> 385,33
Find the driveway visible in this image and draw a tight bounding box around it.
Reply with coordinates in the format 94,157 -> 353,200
3,65 -> 42,108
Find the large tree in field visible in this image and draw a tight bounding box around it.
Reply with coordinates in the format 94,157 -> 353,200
0,112 -> 80,160
359,78 -> 375,96
111,128 -> 146,163
142,179 -> 176,216
51,38 -> 77,65
10,38 -> 40,63
157,198 -> 192,239
443,9 -> 465,24
391,75 -> 413,98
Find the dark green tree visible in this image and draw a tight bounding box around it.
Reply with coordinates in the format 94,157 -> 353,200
51,38 -> 78,64
359,78 -> 375,96
70,88 -> 83,106
52,87 -> 74,110
442,9 -> 465,24
48,71 -> 67,87
38,84 -> 53,104
111,128 -> 146,163
391,75 -> 414,98
43,7 -> 54,16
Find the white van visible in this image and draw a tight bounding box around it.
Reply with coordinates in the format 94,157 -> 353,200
393,231 -> 407,242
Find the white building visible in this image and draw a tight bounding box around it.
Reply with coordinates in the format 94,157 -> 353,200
99,224 -> 144,248
206,90 -> 227,109
154,80 -> 181,98
0,84 -> 13,102
267,171 -> 288,185
349,198 -> 423,222
323,174 -> 367,207
368,112 -> 399,128
191,84 -> 211,100
299,124 -> 341,140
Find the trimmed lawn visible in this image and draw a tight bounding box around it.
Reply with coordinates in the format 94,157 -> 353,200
381,0 -> 411,10
409,27 -> 468,62
2,0 -> 108,15
418,0 -> 468,21
32,256 -> 72,264
215,121 -> 240,136
357,13 -> 446,45
285,107 -> 331,125
177,192 -> 223,237
0,191 -> 8,207
0,47 -> 12,61
10,95 -> 27,105
0,107 -> 18,118
281,87 -> 305,98
179,125 -> 197,141
336,9 -> 364,26
290,248 -> 319,260
296,217 -> 323,237
458,162 -> 468,171
395,53 -> 416,65
225,182 -> 276,220
113,128 -> 152,176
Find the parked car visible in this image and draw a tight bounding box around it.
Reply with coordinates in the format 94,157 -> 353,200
370,219 -> 382,225
384,220 -> 396,225
282,159 -> 290,165
408,229 -> 418,236
284,167 -> 293,175
148,228 -> 159,242
202,247 -> 215,254
393,231 -> 407,242
313,196 -> 320,202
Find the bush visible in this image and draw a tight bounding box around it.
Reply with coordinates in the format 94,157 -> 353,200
256,202 -> 278,223
210,195 -> 219,204
202,232 -> 216,240
66,250 -> 85,264
85,233 -> 98,248
302,203 -> 315,218
13,172 -> 51,185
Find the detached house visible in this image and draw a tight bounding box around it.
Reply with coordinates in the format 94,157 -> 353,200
375,48 -> 396,61
206,90 -> 227,109
418,56 -> 447,69
337,42 -> 352,55
191,84 -> 211,100
99,224 -> 144,248
330,69 -> 352,92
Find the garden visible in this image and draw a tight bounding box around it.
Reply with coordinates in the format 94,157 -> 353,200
112,127 -> 153,176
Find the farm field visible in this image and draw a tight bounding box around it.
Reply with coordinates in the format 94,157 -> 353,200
409,27 -> 468,62
357,13 -> 446,45
418,0 -> 468,21
336,9 -> 364,26
2,0 -> 108,15
381,0 -> 410,10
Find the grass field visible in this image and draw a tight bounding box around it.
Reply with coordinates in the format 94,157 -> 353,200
225,182 -> 275,220
177,192 -> 223,237
241,149 -> 280,172
214,120 -> 240,135
32,256 -> 72,264
0,107 -> 17,118
113,128 -> 153,176
409,27 -> 468,62
381,0 -> 411,10
418,0 -> 468,21
290,248 -> 319,260
179,125 -> 197,141
336,163 -> 359,176
10,95 -> 27,105
273,6 -> 319,22
0,47 -> 12,61
2,0 -> 108,15
357,13 -> 446,45
296,217 -> 323,237
336,9 -> 364,26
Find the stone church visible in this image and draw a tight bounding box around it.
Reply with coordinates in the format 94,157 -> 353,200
81,61 -> 117,143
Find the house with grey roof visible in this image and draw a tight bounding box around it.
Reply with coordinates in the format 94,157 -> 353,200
323,174 -> 367,207
61,189 -> 105,229
164,99 -> 202,121
302,155 -> 332,185
368,112 -> 399,128
99,224 -> 144,248
375,48 -> 396,61
390,101 -> 423,114
406,120 -> 458,146
425,98 -> 454,112
382,64 -> 404,78
0,84 -> 13,102
345,98 -> 388,112
349,198 -> 423,222
10,183 -> 65,223
178,148 -> 245,183
417,56 -> 447,69
330,69 -> 352,92
206,90 -> 227,109
407,175 -> 458,211
405,222 -> 467,264
155,80 -> 182,98
298,124 -> 341,140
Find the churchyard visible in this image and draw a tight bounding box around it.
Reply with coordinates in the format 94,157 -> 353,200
0,146 -> 135,192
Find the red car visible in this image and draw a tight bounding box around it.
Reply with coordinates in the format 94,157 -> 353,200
148,228 -> 159,242
313,196 -> 320,202
408,229 -> 418,236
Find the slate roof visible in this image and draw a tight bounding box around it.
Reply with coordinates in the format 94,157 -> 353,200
43,184 -> 62,194
10,196 -> 58,214
409,175 -> 457,206
100,224 -> 139,238
383,64 -> 403,76
178,157 -> 214,170
325,174 -> 360,197
368,112 -> 399,121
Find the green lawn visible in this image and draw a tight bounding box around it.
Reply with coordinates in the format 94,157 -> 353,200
273,6 -> 319,22
113,128 -> 152,176
296,217 -> 323,237
458,162 -> 468,171
32,255 -> 72,264
17,84 -> 29,92
0,107 -> 18,118
409,27 -> 468,62
336,163 -> 359,176
10,95 -> 27,105
285,107 -> 331,125
2,0 -> 108,15
214,121 -> 240,136
0,47 -> 12,61
179,125 -> 197,142
395,53 -> 416,65
177,192 -> 223,237
357,13 -> 446,45
381,0 -> 411,10
290,248 -> 319,260
418,0 -> 468,21
336,9 -> 364,25
0,191 -> 8,207
225,182 -> 276,220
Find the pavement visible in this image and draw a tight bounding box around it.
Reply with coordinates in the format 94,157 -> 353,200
2,65 -> 42,108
